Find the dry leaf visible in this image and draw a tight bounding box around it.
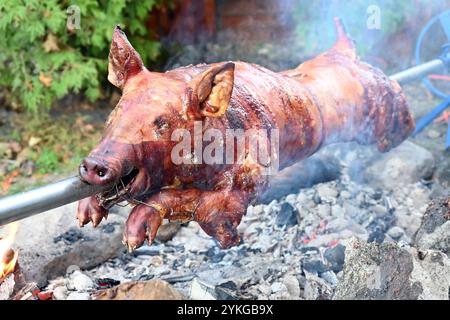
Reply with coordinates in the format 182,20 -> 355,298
83,124 -> 95,132
28,136 -> 41,147
2,169 -> 20,193
42,34 -> 60,53
39,73 -> 52,87
9,142 -> 22,154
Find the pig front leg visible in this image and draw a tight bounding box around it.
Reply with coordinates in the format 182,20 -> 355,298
123,188 -> 251,251
194,190 -> 250,249
77,196 -> 109,227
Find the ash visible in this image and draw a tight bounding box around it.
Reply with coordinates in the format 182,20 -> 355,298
42,140 -> 448,300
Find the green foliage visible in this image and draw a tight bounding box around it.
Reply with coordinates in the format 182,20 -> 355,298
18,113 -> 102,173
0,0 -> 164,112
35,148 -> 59,173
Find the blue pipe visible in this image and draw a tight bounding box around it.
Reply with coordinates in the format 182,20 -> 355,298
413,96 -> 450,136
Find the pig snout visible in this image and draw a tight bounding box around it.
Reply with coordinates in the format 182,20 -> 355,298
79,157 -> 120,185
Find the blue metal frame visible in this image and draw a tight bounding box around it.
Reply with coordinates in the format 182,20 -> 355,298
413,96 -> 450,133
415,10 -> 450,99
414,10 -> 450,149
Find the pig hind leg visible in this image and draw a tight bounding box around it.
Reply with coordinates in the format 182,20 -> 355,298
123,203 -> 163,251
122,188 -> 250,250
123,189 -> 201,250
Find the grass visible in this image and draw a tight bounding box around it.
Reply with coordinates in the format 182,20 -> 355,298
0,111 -> 104,195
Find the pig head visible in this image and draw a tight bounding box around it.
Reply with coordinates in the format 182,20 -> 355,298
77,20 -> 414,251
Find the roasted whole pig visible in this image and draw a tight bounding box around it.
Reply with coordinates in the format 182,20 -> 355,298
77,18 -> 414,250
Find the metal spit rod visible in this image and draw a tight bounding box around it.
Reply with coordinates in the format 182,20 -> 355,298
0,177 -> 107,226
0,58 -> 447,226
389,59 -> 445,84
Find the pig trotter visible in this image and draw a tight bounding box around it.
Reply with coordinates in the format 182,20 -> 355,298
193,190 -> 248,249
77,196 -> 109,228
123,203 -> 164,251
197,213 -> 241,249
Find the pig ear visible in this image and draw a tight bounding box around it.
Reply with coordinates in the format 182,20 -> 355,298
108,25 -> 144,90
331,17 -> 356,60
190,62 -> 235,118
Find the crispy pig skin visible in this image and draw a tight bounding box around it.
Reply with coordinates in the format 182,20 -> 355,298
77,19 -> 414,250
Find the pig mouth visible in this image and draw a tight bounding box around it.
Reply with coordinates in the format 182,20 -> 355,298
96,167 -> 140,209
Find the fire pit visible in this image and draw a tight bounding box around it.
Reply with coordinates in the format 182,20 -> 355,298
0,223 -> 30,300
0,223 -> 19,282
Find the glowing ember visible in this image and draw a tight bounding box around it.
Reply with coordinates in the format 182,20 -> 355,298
0,223 -> 19,281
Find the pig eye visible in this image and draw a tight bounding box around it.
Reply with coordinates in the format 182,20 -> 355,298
154,117 -> 169,130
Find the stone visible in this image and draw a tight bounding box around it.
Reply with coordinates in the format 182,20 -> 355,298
303,272 -> 333,300
275,203 -> 298,227
334,238 -> 450,300
66,265 -> 81,275
324,244 -> 346,273
69,271 -> 95,291
313,193 -> 322,205
326,217 -> 348,232
296,193 -> 308,204
156,222 -> 182,242
66,292 -> 91,300
270,282 -> 285,293
168,222 -> 216,253
434,157 -> 450,194
258,283 -> 271,296
343,202 -> 359,218
348,141 -> 435,190
282,274 -> 300,299
366,210 -> 397,244
240,221 -> 259,238
302,259 -> 328,274
285,194 -> 297,204
426,129 -> 441,139
307,233 -> 341,248
387,226 -> 405,240
215,281 -> 240,300
414,197 -> 450,256
14,202 -> 126,287
0,274 -> 15,300
317,204 -> 331,219
331,205 -> 345,218
195,261 -> 274,290
317,184 -> 338,200
340,191 -> 351,200
396,213 -> 422,239
320,271 -> 338,286
52,286 -> 68,300
94,279 -> 182,300
372,205 -> 388,217
189,277 -> 216,300
252,205 -> 265,215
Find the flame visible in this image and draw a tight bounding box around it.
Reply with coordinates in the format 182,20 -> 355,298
0,223 -> 19,281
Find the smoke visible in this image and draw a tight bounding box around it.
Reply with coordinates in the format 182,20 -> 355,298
164,0 -> 449,74
283,0 -> 449,71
